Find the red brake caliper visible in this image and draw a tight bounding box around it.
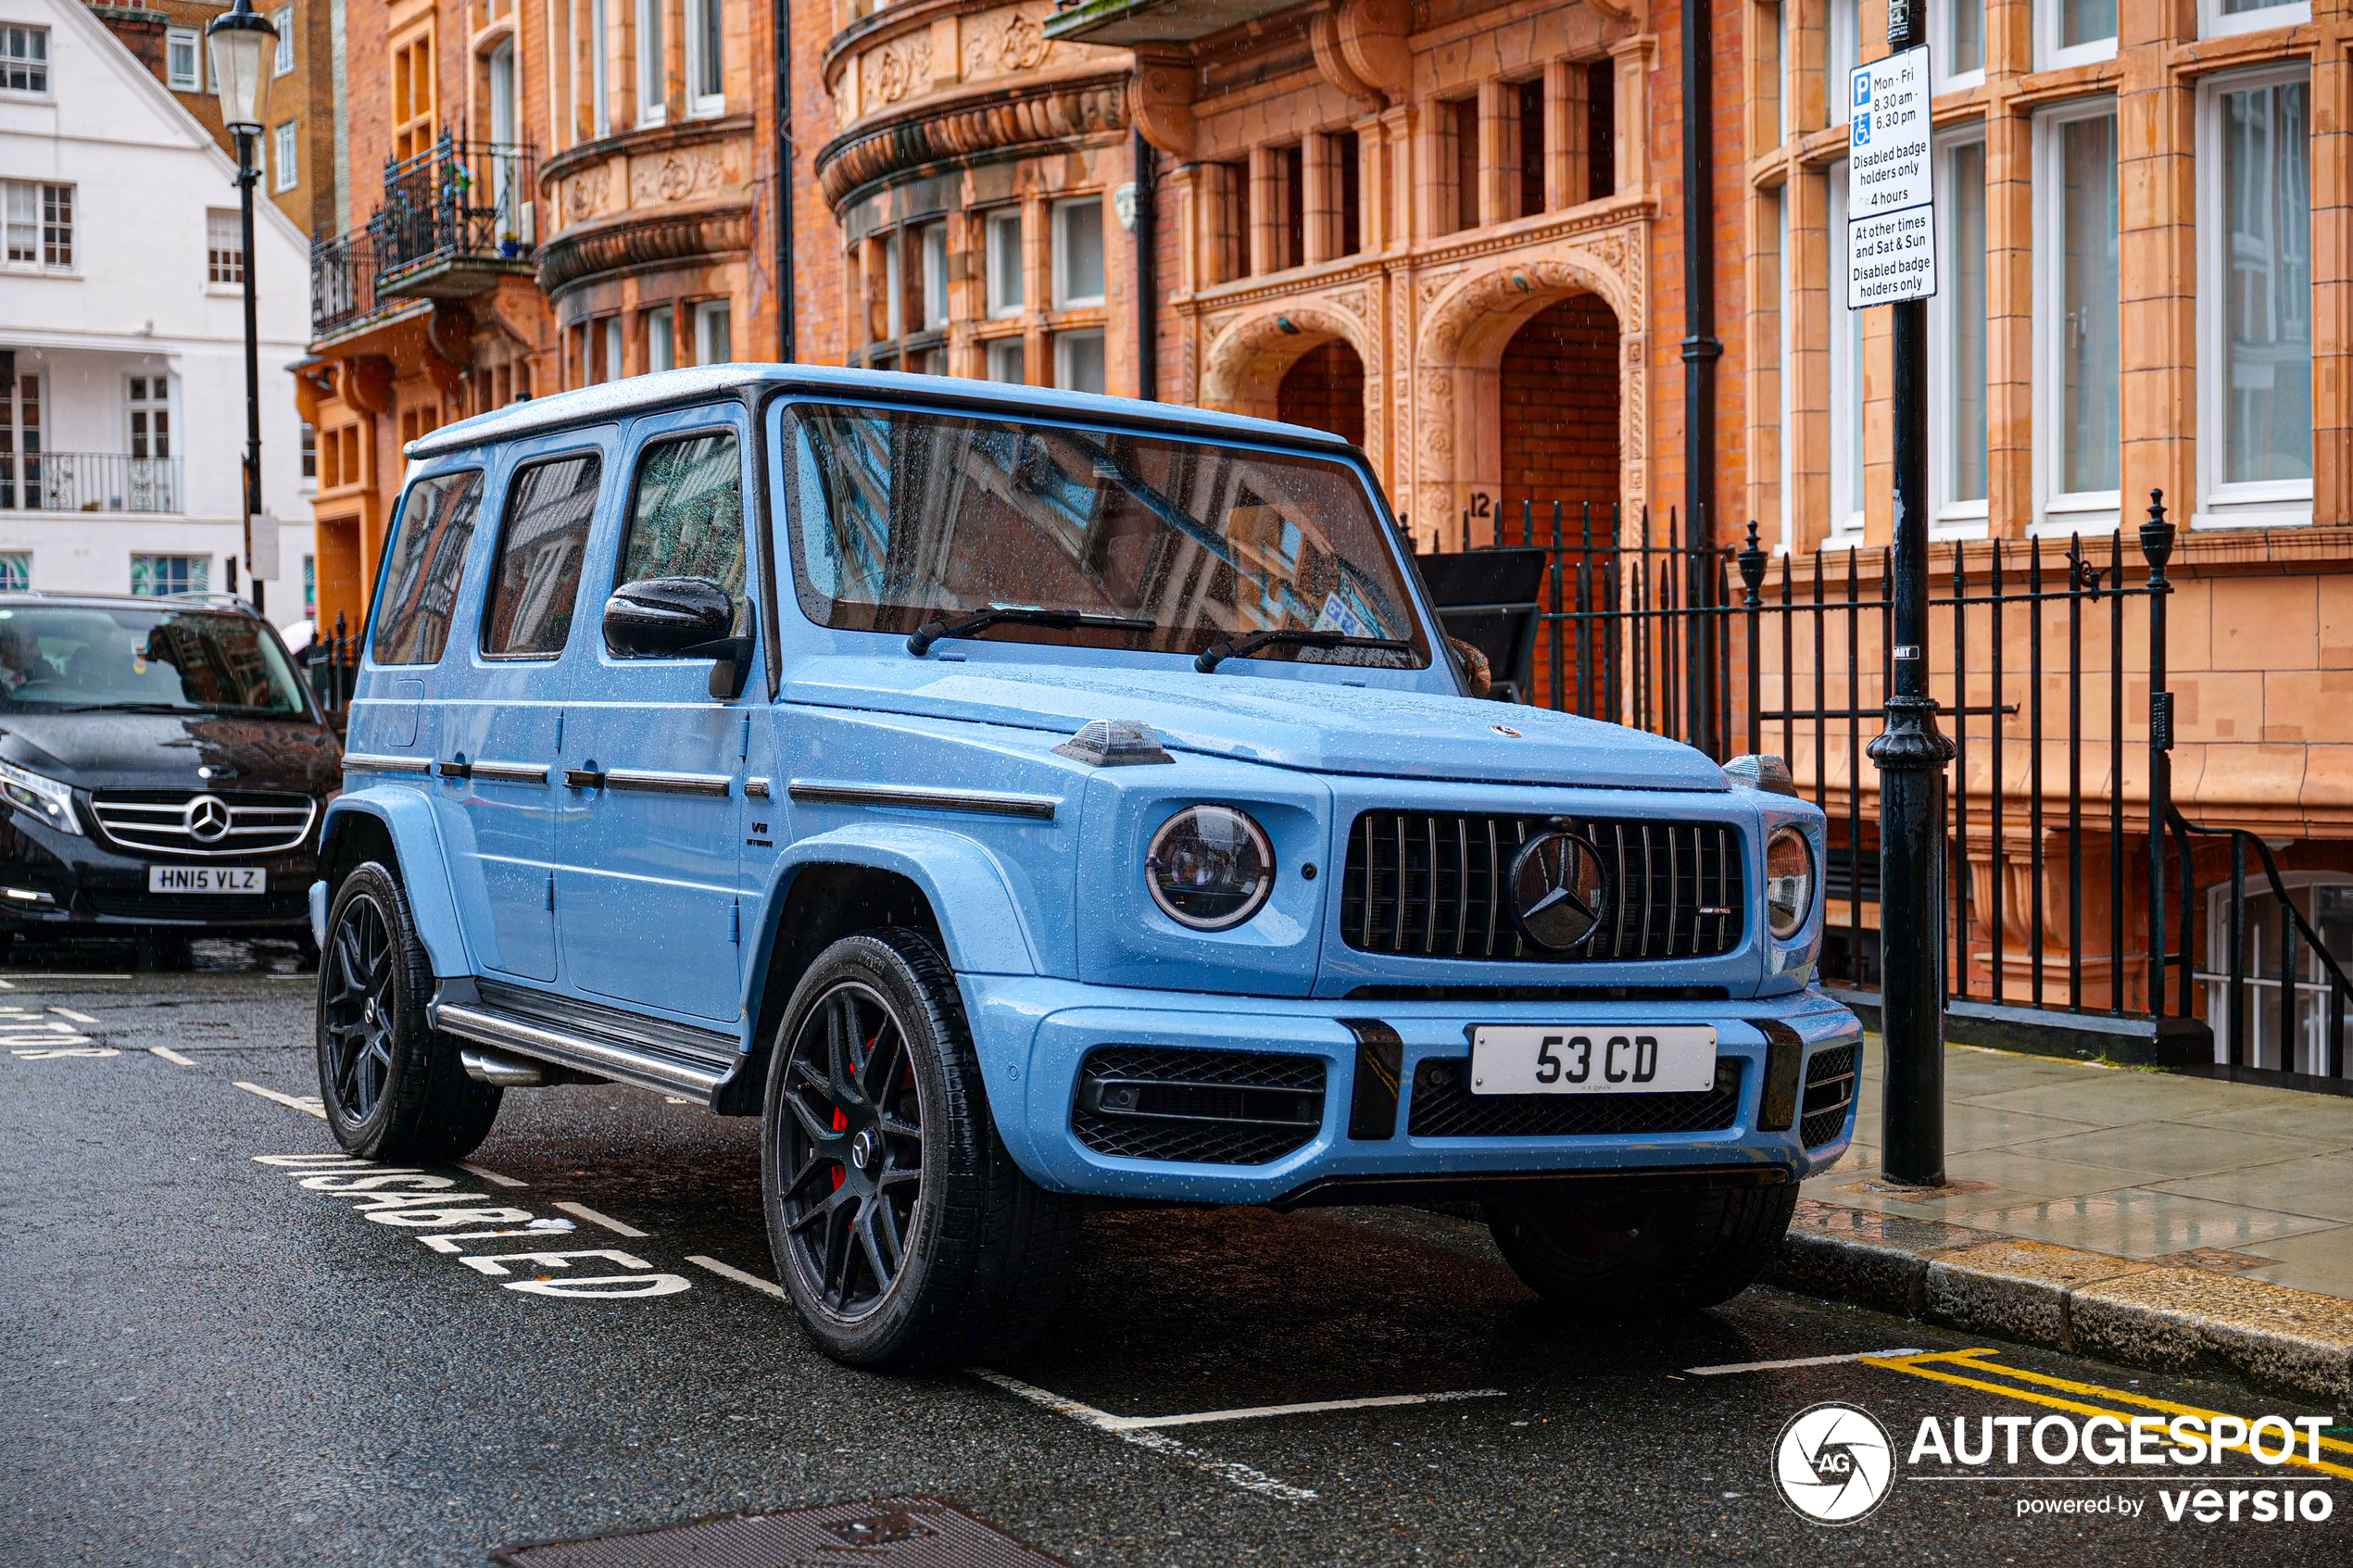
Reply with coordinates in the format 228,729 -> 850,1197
830,1107 -> 849,1190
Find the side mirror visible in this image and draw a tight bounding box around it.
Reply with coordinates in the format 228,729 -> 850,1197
604,577 -> 733,658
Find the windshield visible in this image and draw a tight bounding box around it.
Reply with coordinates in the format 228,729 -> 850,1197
786,404 -> 1428,666
0,605 -> 309,715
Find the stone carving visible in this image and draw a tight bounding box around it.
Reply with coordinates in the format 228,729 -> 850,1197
965,8 -> 1051,80
1129,46 -> 1196,157
632,145 -> 724,207
1415,239 -> 1638,370
867,33 -> 932,108
1327,287 -> 1367,321
1199,303 -> 1371,408
565,166 -> 607,221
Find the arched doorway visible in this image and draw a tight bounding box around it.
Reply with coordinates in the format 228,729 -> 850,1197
1276,339 -> 1365,449
1499,293 -> 1620,540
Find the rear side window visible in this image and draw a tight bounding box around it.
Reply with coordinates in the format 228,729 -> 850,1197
371,470 -> 483,665
484,453 -> 600,658
617,431 -> 748,634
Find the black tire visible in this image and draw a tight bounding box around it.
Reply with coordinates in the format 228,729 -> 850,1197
315,861 -> 501,1160
1483,1179 -> 1799,1317
761,927 -> 1079,1371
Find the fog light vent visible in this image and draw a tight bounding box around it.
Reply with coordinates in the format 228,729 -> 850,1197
1072,1045 -> 1324,1165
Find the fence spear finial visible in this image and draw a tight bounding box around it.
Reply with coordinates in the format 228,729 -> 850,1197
1736,520 -> 1766,608
2140,488 -> 2174,585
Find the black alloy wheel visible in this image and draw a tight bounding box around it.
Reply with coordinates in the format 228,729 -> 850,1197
312,860 -> 500,1160
774,980 -> 925,1321
321,892 -> 396,1123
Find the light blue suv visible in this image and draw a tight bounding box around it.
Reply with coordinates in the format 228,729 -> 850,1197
312,366 -> 1859,1368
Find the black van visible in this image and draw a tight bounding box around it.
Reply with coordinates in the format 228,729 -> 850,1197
0,592 -> 341,965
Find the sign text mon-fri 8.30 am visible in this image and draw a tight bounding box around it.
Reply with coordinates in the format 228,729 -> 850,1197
1846,44 -> 1937,309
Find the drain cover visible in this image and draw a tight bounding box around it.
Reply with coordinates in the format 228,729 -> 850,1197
491,1496 -> 1071,1567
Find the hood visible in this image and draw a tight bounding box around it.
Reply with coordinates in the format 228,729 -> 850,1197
0,709 -> 343,795
782,658 -> 1729,791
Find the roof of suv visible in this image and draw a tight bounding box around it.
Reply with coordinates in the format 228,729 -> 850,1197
403,364 -> 1364,463
0,590 -> 263,616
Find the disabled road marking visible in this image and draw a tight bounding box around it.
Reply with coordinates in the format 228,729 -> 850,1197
48,1007 -> 98,1024
973,1370 -> 1320,1502
553,1200 -> 647,1236
1096,1388 -> 1506,1431
458,1160 -> 528,1188
149,1047 -> 198,1067
1686,1348 -> 1924,1376
687,1253 -> 786,1298
236,1080 -> 326,1117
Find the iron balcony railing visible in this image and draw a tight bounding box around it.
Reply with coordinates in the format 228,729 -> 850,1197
311,130 -> 536,336
0,451 -> 182,513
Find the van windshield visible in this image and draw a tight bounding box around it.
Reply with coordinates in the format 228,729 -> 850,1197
786,404 -> 1428,666
0,605 -> 308,715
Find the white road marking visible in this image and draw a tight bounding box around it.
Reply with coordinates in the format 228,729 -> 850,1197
459,1248 -> 651,1276
972,1370 -> 1319,1503
234,1081 -> 327,1118
686,1253 -> 786,1298
47,1007 -> 98,1024
551,1199 -> 646,1236
1684,1348 -> 1926,1377
149,1047 -> 198,1067
457,1160 -> 527,1188
6,972 -> 130,980
11,1046 -> 112,1059
416,1222 -> 575,1251
1101,1388 -> 1507,1431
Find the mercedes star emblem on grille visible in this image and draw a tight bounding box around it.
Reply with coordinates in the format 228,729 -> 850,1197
1507,828 -> 1611,951
183,795 -> 233,844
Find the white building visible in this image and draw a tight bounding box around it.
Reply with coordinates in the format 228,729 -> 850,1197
0,0 -> 312,627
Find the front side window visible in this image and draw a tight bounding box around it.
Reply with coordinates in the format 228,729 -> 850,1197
0,25 -> 46,94
129,555 -> 209,596
2204,69 -> 2312,520
787,405 -> 1428,667
485,453 -> 601,657
617,432 -> 747,634
371,470 -> 484,664
0,604 -> 305,714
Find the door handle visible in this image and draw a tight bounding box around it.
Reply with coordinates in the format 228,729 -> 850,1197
563,767 -> 607,790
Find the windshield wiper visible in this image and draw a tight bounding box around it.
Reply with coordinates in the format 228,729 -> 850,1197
47,702 -> 203,714
1194,628 -> 1414,673
907,607 -> 1157,658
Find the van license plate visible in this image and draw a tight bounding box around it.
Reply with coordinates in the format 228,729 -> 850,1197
1468,1025 -> 1718,1095
147,866 -> 266,895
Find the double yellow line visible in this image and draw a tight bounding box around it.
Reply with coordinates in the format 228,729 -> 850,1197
1857,1348 -> 2353,1482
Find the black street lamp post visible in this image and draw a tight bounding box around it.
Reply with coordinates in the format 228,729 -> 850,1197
206,0 -> 278,615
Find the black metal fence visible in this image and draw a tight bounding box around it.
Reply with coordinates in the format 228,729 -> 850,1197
312,130 -> 535,336
304,613 -> 359,729
1440,491 -> 2352,1088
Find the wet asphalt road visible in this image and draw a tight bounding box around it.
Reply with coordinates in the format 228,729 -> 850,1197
3,946 -> 2349,1568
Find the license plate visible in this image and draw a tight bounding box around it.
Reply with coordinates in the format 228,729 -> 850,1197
1468,1025 -> 1718,1095
146,866 -> 266,895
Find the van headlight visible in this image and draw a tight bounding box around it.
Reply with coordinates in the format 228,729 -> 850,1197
1146,806 -> 1274,931
0,759 -> 82,836
1765,826 -> 1813,940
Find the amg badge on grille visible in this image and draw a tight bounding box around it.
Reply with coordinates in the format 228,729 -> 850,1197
1507,828 -> 1611,951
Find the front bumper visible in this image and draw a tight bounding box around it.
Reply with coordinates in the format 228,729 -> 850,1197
961,975 -> 1862,1205
0,811 -> 318,933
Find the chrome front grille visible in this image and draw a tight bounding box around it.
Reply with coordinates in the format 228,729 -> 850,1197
1339,812 -> 1744,962
88,790 -> 318,857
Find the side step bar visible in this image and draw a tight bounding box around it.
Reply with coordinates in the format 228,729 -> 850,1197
431,990 -> 729,1104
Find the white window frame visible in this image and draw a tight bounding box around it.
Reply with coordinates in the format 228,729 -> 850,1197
921,221 -> 949,331
1828,160 -> 1865,545
1936,1 -> 1987,93
0,553 -> 29,591
602,315 -> 623,382
165,28 -> 200,92
0,24 -> 48,98
635,0 -> 665,128
648,305 -> 675,372
1051,195 -> 1106,308
2032,97 -> 2122,536
2200,0 -> 2311,40
884,234 -> 903,341
591,0 -> 610,138
2036,0 -> 2119,73
695,300 -> 732,364
984,208 -> 1024,319
2196,62 -> 2315,530
1,179 -> 74,273
684,0 -> 724,118
1054,328 -> 1106,394
1930,127 -> 1991,539
126,373 -> 172,459
1829,1 -> 1859,127
1776,184 -> 1793,554
272,7 -> 295,76
984,336 -> 1025,384
272,120 -> 298,192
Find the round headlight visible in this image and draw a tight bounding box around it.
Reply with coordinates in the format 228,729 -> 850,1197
1146,806 -> 1275,931
1765,826 -> 1815,941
